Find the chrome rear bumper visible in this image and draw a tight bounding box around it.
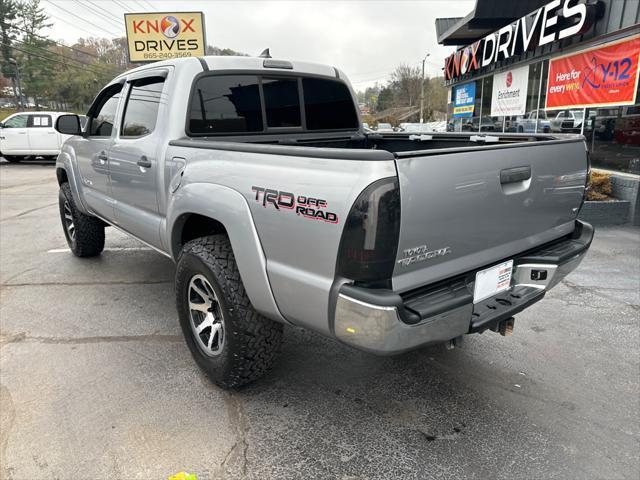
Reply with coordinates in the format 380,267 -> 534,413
333,220 -> 593,355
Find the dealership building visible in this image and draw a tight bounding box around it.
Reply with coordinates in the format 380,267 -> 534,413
436,0 -> 640,224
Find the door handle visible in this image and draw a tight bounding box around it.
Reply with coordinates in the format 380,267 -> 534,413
137,156 -> 152,168
500,166 -> 531,184
98,152 -> 108,164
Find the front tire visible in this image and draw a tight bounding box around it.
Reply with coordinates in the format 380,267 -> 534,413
58,182 -> 105,257
175,235 -> 283,389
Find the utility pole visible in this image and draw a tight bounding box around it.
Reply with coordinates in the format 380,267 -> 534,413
9,58 -> 23,110
420,53 -> 430,124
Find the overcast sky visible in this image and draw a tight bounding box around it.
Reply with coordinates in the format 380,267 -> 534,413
41,0 -> 474,90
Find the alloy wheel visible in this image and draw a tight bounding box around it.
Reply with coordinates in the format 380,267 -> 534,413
187,274 -> 225,356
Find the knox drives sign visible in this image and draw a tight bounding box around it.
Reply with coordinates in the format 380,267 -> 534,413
124,12 -> 206,62
444,0 -> 601,82
546,35 -> 640,109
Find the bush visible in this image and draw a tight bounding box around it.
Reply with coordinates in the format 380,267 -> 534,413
587,170 -> 613,201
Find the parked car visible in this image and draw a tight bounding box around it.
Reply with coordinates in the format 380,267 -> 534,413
401,123 -> 432,133
54,55 -> 593,388
376,122 -> 394,132
613,106 -> 640,145
0,111 -> 74,162
550,109 -> 584,133
515,110 -> 551,133
461,117 -> 498,132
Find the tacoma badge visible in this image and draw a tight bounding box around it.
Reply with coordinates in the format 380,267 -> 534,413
397,245 -> 451,267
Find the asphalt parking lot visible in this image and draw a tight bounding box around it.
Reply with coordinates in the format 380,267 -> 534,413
1,159 -> 639,480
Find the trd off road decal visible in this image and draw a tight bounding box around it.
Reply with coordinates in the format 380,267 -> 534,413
251,186 -> 339,224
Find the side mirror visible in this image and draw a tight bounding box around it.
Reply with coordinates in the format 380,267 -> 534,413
0,122 -> 3,128
56,114 -> 82,135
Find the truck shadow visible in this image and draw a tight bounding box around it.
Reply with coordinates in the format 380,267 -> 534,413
213,324 -> 567,477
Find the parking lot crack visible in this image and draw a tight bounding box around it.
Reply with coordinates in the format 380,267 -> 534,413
221,391 -> 249,477
0,333 -> 181,347
1,280 -> 172,288
0,202 -> 57,222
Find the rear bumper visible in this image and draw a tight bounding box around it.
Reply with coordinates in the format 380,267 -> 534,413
333,220 -> 594,355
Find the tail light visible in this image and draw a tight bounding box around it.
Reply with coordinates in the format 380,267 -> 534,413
336,177 -> 401,284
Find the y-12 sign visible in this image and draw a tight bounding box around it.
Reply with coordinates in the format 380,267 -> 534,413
546,35 -> 640,110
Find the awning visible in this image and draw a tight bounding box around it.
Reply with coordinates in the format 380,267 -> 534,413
436,0 -> 550,46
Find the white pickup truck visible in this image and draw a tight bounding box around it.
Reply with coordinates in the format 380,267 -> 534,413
53,56 -> 593,388
0,111 -> 77,162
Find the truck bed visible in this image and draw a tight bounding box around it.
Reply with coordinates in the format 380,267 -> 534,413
170,132 -> 588,295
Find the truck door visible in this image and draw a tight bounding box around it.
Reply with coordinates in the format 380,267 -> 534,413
27,114 -> 58,155
75,83 -> 124,220
0,113 -> 30,155
108,72 -> 166,248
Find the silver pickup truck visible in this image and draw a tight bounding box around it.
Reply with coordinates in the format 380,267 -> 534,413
54,56 -> 593,388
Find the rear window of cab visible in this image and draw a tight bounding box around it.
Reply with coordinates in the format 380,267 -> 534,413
187,74 -> 359,135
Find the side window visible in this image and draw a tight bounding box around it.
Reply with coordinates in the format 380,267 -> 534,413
263,78 -> 301,128
3,114 -> 28,128
302,78 -> 359,130
28,115 -> 52,128
189,75 -> 262,134
121,77 -> 165,137
89,86 -> 123,137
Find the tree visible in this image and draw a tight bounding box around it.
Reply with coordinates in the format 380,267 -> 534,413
376,86 -> 394,112
427,76 -> 448,119
389,64 -> 422,107
0,0 -> 19,100
206,45 -> 248,56
15,0 -> 52,105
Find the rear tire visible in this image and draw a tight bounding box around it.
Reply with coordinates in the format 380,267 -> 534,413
58,182 -> 105,257
175,235 -> 283,389
4,156 -> 24,163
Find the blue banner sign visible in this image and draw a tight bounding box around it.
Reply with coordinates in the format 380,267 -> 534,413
453,82 -> 476,118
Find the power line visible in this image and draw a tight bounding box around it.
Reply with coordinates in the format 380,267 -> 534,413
45,0 -> 122,37
71,0 -> 124,30
45,11 -> 105,38
140,0 -> 156,10
85,0 -> 124,23
131,0 -> 150,10
13,39 -> 122,76
10,44 -> 118,79
11,23 -> 102,59
112,0 -> 133,12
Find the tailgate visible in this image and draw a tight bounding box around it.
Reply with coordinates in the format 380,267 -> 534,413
392,138 -> 588,292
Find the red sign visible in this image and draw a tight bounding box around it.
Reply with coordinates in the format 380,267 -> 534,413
546,36 -> 640,110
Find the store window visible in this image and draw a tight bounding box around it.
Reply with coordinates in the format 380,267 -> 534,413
586,81 -> 640,174
479,75 -> 503,133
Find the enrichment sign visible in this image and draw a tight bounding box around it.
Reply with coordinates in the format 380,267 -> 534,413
546,36 -> 640,109
490,66 -> 529,117
453,82 -> 475,118
125,12 -> 206,62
